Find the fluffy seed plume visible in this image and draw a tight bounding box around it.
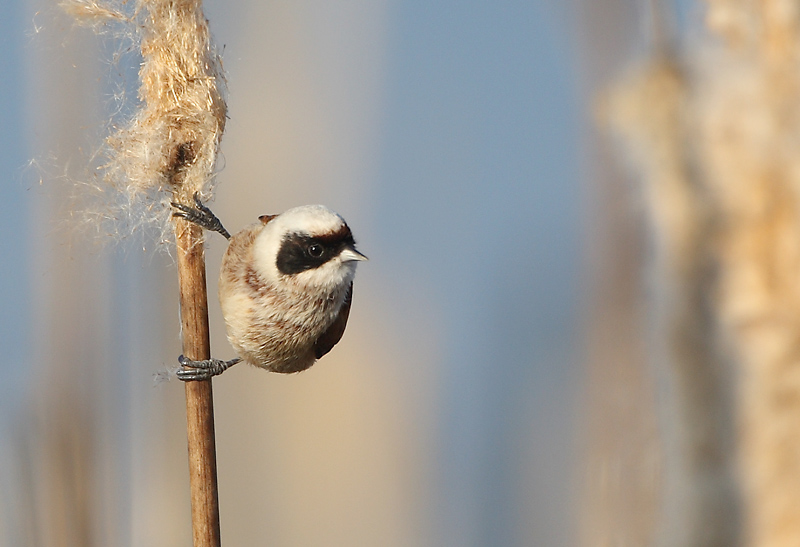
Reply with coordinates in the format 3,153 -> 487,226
64,0 -> 227,242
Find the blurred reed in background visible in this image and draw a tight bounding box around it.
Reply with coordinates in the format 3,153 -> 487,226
590,1 -> 800,545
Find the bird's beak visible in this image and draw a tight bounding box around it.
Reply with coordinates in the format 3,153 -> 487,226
340,247 -> 368,262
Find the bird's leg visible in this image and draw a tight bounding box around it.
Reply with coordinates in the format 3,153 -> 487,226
171,192 -> 232,239
177,355 -> 242,381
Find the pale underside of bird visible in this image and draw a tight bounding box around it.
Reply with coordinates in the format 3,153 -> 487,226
172,194 -> 367,381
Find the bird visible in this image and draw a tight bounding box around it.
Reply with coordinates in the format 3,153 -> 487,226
172,193 -> 367,381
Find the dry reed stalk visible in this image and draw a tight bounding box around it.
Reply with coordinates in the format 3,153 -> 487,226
177,219 -> 220,546
601,56 -> 740,546
576,3 -> 663,544
63,0 -> 227,544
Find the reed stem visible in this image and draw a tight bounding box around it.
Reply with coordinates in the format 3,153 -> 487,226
175,218 -> 221,547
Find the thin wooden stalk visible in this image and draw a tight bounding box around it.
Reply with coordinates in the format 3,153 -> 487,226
175,218 -> 221,547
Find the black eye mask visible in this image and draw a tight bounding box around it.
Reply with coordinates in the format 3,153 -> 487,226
276,227 -> 356,275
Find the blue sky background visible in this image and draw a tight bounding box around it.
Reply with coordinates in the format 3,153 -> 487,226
0,0 -> 29,405
370,3 -> 581,544
0,0 -> 618,545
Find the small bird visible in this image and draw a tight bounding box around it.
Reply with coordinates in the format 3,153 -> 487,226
172,194 -> 367,380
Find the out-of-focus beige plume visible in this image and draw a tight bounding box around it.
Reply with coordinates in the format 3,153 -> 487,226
598,1 -> 800,546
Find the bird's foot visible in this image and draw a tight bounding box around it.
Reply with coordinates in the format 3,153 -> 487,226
171,192 -> 232,239
176,355 -> 242,381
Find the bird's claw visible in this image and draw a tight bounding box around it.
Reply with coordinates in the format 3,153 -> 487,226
171,192 -> 232,239
176,354 -> 242,381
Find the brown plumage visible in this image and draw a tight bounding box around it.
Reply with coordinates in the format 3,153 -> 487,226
218,204 -> 365,374
172,200 -> 366,380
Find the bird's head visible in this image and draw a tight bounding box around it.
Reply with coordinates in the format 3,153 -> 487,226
253,205 -> 367,292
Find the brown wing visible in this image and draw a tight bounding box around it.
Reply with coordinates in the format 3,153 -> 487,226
314,282 -> 353,359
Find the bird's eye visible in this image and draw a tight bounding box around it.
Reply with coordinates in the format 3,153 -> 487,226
308,244 -> 324,258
